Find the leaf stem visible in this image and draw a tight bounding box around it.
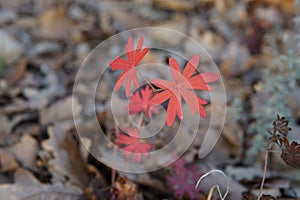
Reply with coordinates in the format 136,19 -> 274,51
121,112 -> 146,171
136,69 -> 163,93
138,112 -> 145,128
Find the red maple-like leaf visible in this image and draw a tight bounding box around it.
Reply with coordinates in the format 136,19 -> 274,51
110,36 -> 149,97
167,157 -> 202,199
151,54 -> 218,126
128,86 -> 159,117
167,174 -> 200,199
171,158 -> 188,176
116,128 -> 153,163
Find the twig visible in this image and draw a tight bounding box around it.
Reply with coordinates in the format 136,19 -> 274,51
258,142 -> 272,199
195,169 -> 229,200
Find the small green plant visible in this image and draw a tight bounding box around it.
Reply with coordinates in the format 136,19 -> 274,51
246,67 -> 294,164
244,115 -> 300,200
107,36 -> 219,198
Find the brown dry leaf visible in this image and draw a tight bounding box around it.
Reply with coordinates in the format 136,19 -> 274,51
101,1 -> 144,30
38,5 -> 82,41
22,67 -> 66,110
14,123 -> 41,138
281,138 -> 300,168
222,123 -> 242,153
0,168 -> 82,200
278,0 -> 296,15
0,113 -> 15,146
260,194 -> 277,200
7,134 -> 38,169
262,0 -> 296,15
84,177 -> 110,200
40,96 -> 81,125
153,0 -> 195,11
152,14 -> 187,46
220,41 -> 252,77
0,0 -> 31,10
111,176 -> 138,200
42,122 -> 89,187
244,193 -> 277,200
29,49 -> 72,70
138,173 -> 165,193
5,58 -> 27,85
0,29 -> 23,64
243,193 -> 255,200
0,151 -> 19,173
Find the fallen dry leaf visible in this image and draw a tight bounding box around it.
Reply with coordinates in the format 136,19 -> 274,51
153,0 -> 195,11
42,122 -> 89,187
0,151 -> 19,173
0,113 -> 16,146
260,194 -> 277,200
281,138 -> 300,168
38,5 -> 81,41
243,193 -> 277,200
22,67 -> 66,110
111,176 -> 138,200
0,168 -> 82,200
40,96 -> 82,125
7,134 -> 38,169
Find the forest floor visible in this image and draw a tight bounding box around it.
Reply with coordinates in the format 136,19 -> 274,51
0,0 -> 300,199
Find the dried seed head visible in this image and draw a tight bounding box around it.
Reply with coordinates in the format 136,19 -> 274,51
268,115 -> 291,146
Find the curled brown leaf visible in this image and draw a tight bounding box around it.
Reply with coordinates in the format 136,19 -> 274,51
243,193 -> 277,200
260,194 -> 277,200
281,138 -> 300,168
110,176 -> 138,200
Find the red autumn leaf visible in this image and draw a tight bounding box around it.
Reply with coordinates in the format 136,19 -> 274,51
116,128 -> 153,163
171,158 -> 188,176
281,138 -> 300,168
167,158 -> 202,200
167,174 -> 200,200
128,85 -> 159,118
150,54 -> 218,126
110,36 -> 149,97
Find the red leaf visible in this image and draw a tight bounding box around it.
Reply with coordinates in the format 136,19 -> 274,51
116,128 -> 153,163
167,158 -> 202,199
128,86 -> 159,117
110,36 -> 149,97
167,175 -> 199,199
150,55 -> 218,126
170,158 -> 188,176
